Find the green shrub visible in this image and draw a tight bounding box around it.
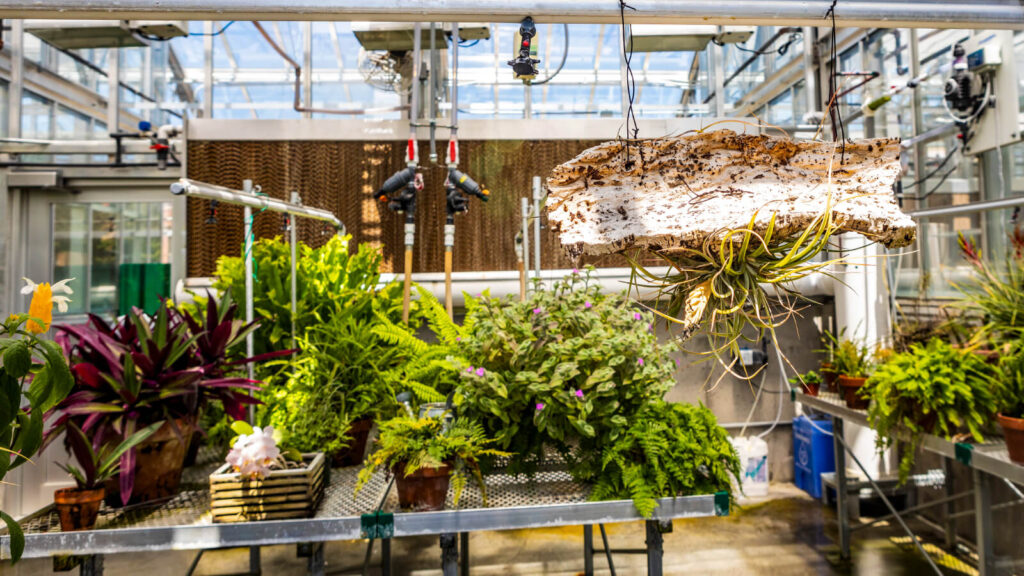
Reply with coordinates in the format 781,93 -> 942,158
997,345 -> 1024,420
584,400 -> 740,517
454,268 -> 676,475
864,338 -> 999,482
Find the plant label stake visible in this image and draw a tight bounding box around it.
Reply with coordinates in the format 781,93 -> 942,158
376,136 -> 422,324
444,137 -> 489,318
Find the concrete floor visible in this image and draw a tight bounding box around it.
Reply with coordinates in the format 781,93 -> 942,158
2,484 -> 946,576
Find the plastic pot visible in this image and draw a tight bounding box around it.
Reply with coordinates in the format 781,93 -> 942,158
820,363 -> 838,392
394,462 -> 451,512
104,419 -> 189,507
838,375 -> 869,410
332,418 -> 374,468
801,379 -> 821,397
54,487 -> 104,532
998,413 -> 1024,465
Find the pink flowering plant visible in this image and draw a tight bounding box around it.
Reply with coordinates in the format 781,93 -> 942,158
225,420 -> 303,479
454,267 -> 675,476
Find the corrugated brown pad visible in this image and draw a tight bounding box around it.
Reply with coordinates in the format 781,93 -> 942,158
186,140 -> 630,276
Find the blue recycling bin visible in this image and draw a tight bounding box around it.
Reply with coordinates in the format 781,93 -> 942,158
793,416 -> 835,499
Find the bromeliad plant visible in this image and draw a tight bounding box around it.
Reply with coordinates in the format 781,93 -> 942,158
58,422 -> 162,491
863,338 -> 1000,483
355,415 -> 508,508
955,231 -> 1024,350
1,278 -> 76,561
629,209 -> 841,370
581,400 -> 740,517
454,268 -> 675,476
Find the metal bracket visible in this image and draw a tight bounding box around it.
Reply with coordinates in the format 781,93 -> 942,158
955,442 -> 974,466
361,511 -> 395,539
714,491 -> 730,516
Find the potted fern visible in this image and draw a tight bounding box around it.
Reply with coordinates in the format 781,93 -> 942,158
997,349 -> 1024,464
790,370 -> 822,397
55,422 -> 160,531
356,415 -> 507,511
828,334 -> 874,409
863,339 -> 1000,482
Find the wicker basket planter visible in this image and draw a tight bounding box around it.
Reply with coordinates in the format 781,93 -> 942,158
209,452 -> 326,523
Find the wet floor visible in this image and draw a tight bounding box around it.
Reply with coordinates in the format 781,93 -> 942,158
2,484 -> 953,575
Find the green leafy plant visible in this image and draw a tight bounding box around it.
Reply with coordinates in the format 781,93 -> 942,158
355,415 -> 508,507
580,401 -> 740,517
0,281 -> 76,562
996,345 -> 1024,420
825,331 -> 874,377
629,209 -> 841,370
955,231 -> 1024,350
58,422 -> 162,490
863,338 -> 1000,482
454,268 -> 675,475
789,370 -> 822,393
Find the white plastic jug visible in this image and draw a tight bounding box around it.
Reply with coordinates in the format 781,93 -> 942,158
730,436 -> 770,498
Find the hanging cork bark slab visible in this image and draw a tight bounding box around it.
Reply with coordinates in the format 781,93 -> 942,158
546,130 -> 916,259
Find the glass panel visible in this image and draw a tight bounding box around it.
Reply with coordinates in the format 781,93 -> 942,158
89,204 -> 120,317
52,204 -> 89,316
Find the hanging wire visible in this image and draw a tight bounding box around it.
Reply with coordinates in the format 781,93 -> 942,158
825,0 -> 847,163
190,21 -> 236,37
712,30 -> 802,56
619,0 -> 640,168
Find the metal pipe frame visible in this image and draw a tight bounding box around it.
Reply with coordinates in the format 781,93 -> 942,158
3,1 -> 1022,28
909,195 -> 1024,220
170,178 -> 345,231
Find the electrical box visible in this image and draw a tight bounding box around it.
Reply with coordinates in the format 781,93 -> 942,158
960,31 -> 1021,156
25,20 -> 187,49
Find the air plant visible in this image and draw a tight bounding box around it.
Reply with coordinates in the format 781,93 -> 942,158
629,206 -> 842,373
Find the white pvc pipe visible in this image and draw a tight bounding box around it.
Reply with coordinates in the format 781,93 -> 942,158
5,1 -> 1021,29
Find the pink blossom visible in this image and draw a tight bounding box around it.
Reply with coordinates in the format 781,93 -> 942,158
584,301 -> 592,309
533,308 -> 542,315
536,403 -> 545,411
475,367 -> 486,377
637,358 -> 644,366
466,366 -> 474,373
572,268 -> 580,275
574,389 -> 585,399
633,312 -> 643,320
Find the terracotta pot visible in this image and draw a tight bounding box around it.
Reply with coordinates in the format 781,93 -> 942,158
104,419 -> 189,507
838,375 -> 870,410
54,487 -> 104,532
394,462 -> 451,512
820,363 -> 838,392
998,413 -> 1024,465
916,411 -> 939,434
801,380 -> 821,397
332,418 -> 374,468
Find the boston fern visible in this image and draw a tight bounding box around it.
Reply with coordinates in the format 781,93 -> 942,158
583,401 -> 740,517
863,338 -> 1000,483
454,268 -> 676,475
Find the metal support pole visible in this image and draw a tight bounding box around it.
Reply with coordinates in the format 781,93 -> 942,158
445,224 -> 454,318
583,525 -> 594,576
242,180 -> 255,421
832,416 -> 851,560
524,84 -> 532,119
79,555 -> 103,576
249,546 -> 261,575
532,176 -> 542,282
460,532 -> 469,575
644,520 -> 666,576
711,30 -> 726,117
7,20 -> 23,141
429,22 -> 438,164
306,541 -> 324,576
382,538 -> 392,576
302,22 -> 313,119
943,458 -> 957,550
203,21 -> 214,118
290,192 -> 300,348
973,469 -> 995,575
107,46 -> 121,132
521,197 -> 530,291
802,26 -> 817,117
440,533 -> 458,576
403,220 -> 414,324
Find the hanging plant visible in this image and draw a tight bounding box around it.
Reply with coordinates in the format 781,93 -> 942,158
546,129 -> 916,365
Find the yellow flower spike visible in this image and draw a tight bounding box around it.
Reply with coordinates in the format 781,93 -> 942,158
26,282 -> 53,334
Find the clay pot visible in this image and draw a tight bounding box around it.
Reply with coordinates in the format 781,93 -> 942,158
838,375 -> 870,410
915,410 -> 939,434
820,363 -> 839,392
801,379 -> 821,397
997,414 -> 1024,465
54,487 -> 104,532
104,419 -> 189,507
394,462 -> 451,512
332,418 -> 374,468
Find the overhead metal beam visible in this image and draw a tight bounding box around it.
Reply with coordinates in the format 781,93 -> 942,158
1,1 -> 1021,28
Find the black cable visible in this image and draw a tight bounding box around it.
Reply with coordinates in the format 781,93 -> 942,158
530,24 -> 570,86
712,31 -> 801,57
916,164 -> 958,201
901,144 -> 959,192
619,1 -> 639,168
825,0 -> 846,163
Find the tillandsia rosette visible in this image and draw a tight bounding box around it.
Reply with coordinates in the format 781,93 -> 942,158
545,129 -> 916,363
